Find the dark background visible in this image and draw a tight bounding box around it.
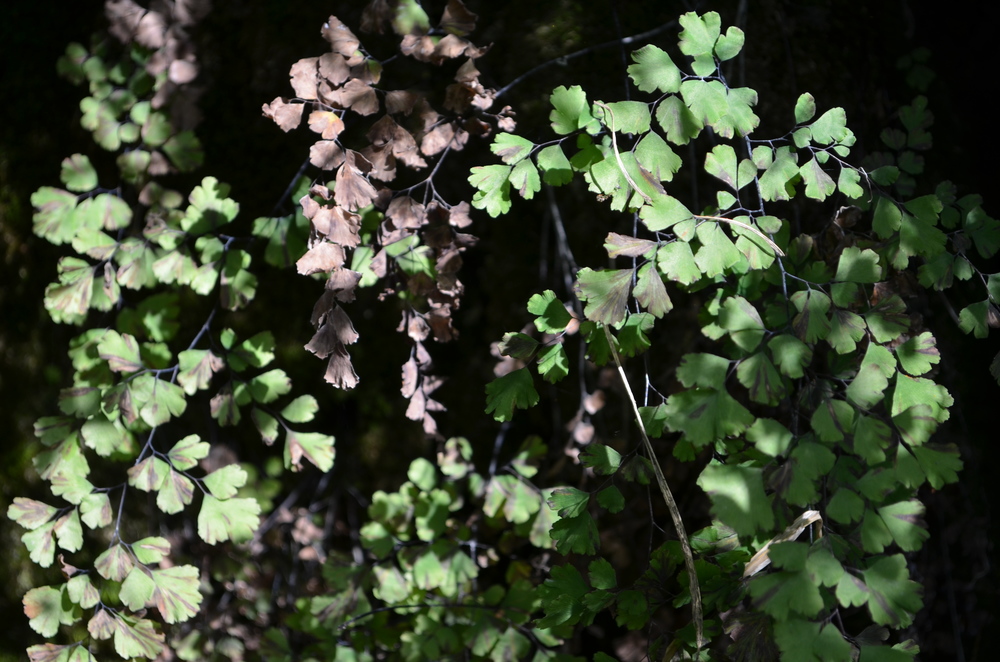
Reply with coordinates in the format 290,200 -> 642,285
2,1 -> 997,659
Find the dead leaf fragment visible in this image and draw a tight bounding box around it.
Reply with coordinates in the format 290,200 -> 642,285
262,97 -> 304,132
386,196 -> 426,230
334,151 -> 378,210
309,140 -> 346,170
386,90 -> 420,115
401,357 -> 419,397
318,52 -> 350,86
440,0 -> 478,36
361,0 -> 392,33
321,16 -> 361,61
168,59 -> 198,84
312,205 -> 362,247
325,78 -> 379,116
325,269 -> 362,302
325,344 -> 359,388
289,58 -> 320,99
308,111 -> 345,140
296,242 -> 346,275
437,203 -> 468,231
106,0 -> 166,49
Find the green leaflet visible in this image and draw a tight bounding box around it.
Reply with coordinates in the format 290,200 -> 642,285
759,146 -> 799,201
655,95 -> 703,144
664,385 -> 754,447
484,368 -> 540,422
719,296 -> 766,352
468,164 -> 512,217
774,618 -> 853,661
536,144 -> 573,185
61,154 -> 99,192
595,100 -> 651,135
835,247 -> 883,283
697,463 -> 773,537
549,85 -> 600,135
627,44 -> 681,93
576,268 -> 633,325
197,494 -> 260,545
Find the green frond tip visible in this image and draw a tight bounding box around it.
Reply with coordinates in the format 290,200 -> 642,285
485,368 -> 539,422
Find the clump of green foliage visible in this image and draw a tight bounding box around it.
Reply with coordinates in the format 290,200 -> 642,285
474,10 -> 998,660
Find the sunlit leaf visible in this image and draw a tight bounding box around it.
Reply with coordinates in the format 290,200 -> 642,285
536,144 -> 573,185
156,469 -> 195,514
204,464 -> 248,499
151,566 -> 203,623
139,378 -> 187,427
666,384 -> 754,451
8,498 -> 58,531
877,499 -> 928,552
836,247 -> 883,283
491,133 -> 533,165
627,44 -> 680,93
549,85 -> 599,135
166,434 -> 210,471
655,95 -> 703,145
95,544 -> 133,581
657,241 -> 701,284
697,462 -> 774,537
197,494 -> 261,545
113,614 -> 165,659
581,444 -> 622,476
23,586 -> 79,638
132,536 -> 170,564
550,511 -> 599,555
60,154 -> 98,192
120,565 -> 156,611
746,417 -> 793,457
278,395 -> 318,423
576,268 -> 633,326
536,343 -> 569,383
811,398 -> 855,442
468,164 -> 512,217
615,312 -> 653,358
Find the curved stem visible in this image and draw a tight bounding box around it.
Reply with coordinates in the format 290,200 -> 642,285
603,325 -> 704,649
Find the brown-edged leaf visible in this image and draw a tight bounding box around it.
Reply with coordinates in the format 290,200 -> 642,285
330,305 -> 359,344
605,232 -> 657,258
449,201 -> 473,228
